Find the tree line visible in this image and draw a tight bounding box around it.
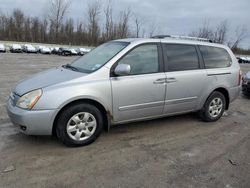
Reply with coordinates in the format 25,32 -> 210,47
0,0 -> 249,52
190,19 -> 249,52
0,0 -> 146,46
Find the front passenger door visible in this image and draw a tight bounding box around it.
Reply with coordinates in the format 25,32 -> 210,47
111,44 -> 166,123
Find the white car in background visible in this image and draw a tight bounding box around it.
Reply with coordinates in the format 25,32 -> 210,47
0,43 -> 6,52
76,47 -> 91,55
237,56 -> 250,63
38,46 -> 51,54
70,48 -> 78,55
52,47 -> 60,54
243,57 -> 250,63
22,44 -> 38,53
10,44 -> 22,53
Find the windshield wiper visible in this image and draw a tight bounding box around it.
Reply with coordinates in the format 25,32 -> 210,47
62,64 -> 79,72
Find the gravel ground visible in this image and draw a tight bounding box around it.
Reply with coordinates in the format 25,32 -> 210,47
0,53 -> 250,188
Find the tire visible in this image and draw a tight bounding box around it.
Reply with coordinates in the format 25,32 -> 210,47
199,91 -> 226,122
56,103 -> 103,147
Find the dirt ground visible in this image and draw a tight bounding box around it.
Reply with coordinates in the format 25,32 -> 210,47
0,53 -> 249,188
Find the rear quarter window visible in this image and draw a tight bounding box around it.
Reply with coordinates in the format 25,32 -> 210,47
199,46 -> 232,69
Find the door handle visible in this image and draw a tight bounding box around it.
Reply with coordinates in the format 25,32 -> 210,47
153,78 -> 166,84
166,78 -> 177,83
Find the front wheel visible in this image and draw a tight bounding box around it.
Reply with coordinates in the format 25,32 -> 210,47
56,103 -> 103,147
199,91 -> 226,122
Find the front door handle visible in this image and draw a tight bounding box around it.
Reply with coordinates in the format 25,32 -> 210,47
166,78 -> 177,83
153,78 -> 166,84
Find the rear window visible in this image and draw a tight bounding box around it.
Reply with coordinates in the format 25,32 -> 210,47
164,44 -> 200,71
199,46 -> 232,69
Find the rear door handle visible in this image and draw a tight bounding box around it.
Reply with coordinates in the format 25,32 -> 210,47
166,78 -> 177,83
153,78 -> 166,84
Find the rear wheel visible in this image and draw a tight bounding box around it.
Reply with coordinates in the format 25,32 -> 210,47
56,103 -> 103,147
199,91 -> 226,122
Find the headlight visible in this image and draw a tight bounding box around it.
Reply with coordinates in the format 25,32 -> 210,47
16,89 -> 42,110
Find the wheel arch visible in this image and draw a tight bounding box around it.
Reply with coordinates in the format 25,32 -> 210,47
208,87 -> 230,110
52,98 -> 111,136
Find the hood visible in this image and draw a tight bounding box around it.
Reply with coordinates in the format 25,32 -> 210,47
14,66 -> 86,96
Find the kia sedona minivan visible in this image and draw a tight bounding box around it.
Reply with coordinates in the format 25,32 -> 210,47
7,35 -> 241,146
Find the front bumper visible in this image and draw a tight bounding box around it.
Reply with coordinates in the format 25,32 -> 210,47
6,99 -> 59,135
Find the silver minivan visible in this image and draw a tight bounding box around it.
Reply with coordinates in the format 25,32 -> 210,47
7,36 -> 241,146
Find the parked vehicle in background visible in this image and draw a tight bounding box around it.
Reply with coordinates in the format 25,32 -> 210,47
49,47 -> 54,52
245,57 -> 250,63
22,44 -> 38,53
6,36 -> 241,147
76,47 -> 91,55
38,46 -> 45,53
242,71 -> 250,96
38,46 -> 51,54
237,56 -> 250,63
70,48 -> 78,55
10,44 -> 22,53
58,47 -> 71,56
0,43 -> 6,52
52,47 -> 60,54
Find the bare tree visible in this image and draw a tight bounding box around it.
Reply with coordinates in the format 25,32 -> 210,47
75,19 -> 87,45
31,17 -> 40,42
117,8 -> 130,38
147,20 -> 157,37
86,0 -> 101,45
49,0 -> 71,42
190,19 -> 214,39
103,0 -> 114,41
24,17 -> 31,41
213,20 -> 228,44
40,18 -> 48,43
0,11 -> 7,40
190,19 -> 229,44
228,26 -> 248,50
64,18 -> 74,44
191,19 -> 249,51
133,14 -> 143,38
13,9 -> 25,41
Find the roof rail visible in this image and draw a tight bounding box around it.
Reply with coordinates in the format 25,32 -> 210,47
151,35 -> 171,39
151,35 -> 213,43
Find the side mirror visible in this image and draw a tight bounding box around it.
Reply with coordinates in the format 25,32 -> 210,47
114,64 -> 131,76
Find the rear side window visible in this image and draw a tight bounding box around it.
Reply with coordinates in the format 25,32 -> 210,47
164,44 -> 200,71
199,46 -> 232,69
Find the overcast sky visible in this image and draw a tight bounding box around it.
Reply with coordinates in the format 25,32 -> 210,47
0,0 -> 249,48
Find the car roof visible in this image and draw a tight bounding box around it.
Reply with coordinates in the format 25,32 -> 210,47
114,38 -> 227,49
12,44 -> 21,47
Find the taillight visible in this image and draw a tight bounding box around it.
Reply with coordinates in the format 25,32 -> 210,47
238,70 -> 242,86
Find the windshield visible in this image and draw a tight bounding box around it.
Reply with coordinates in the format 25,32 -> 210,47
70,41 -> 129,73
